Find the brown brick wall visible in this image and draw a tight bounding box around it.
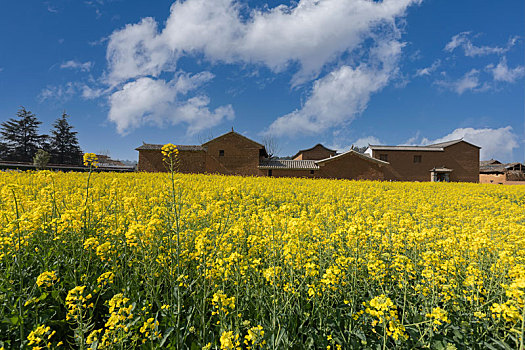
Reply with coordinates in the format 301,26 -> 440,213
442,142 -> 479,182
137,150 -> 164,172
204,133 -> 263,176
317,152 -> 389,180
138,150 -> 206,173
294,145 -> 336,160
479,173 -> 506,184
480,172 -> 525,184
371,142 -> 479,182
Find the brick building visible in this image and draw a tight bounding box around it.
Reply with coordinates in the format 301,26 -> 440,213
365,139 -> 480,182
479,159 -> 525,184
293,144 -> 337,160
136,132 -> 480,182
136,131 -> 267,175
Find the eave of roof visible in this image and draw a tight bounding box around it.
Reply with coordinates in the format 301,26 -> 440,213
368,139 -> 481,151
430,167 -> 453,172
316,149 -> 390,165
368,145 -> 445,151
135,143 -> 205,151
258,159 -> 319,170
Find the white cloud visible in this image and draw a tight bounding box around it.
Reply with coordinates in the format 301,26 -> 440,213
265,39 -> 404,136
435,69 -> 482,95
354,136 -> 381,147
105,0 -> 419,86
444,32 -> 518,57
486,57 -> 525,83
414,59 -> 440,77
38,82 -> 80,102
108,72 -> 234,135
60,60 -> 94,72
422,126 -> 520,161
98,0 -> 420,135
327,136 -> 381,155
106,17 -> 171,86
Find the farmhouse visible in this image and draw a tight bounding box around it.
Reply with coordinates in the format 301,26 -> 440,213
365,139 -> 480,182
479,159 -> 525,184
136,131 -> 481,182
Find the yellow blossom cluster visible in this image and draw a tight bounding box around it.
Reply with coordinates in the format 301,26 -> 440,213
83,153 -> 98,168
65,285 -> 93,321
27,324 -> 56,349
35,271 -> 58,288
364,294 -> 407,340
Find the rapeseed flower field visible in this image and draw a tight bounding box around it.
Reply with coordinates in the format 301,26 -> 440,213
0,167 -> 524,349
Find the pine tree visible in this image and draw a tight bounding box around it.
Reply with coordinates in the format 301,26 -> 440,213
0,107 -> 47,162
0,141 -> 8,160
49,111 -> 83,165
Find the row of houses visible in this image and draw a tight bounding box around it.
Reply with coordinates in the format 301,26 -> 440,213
136,130 -> 482,182
479,159 -> 525,184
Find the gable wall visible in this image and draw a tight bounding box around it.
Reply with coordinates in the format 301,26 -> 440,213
294,145 -> 336,160
317,153 -> 389,180
204,133 -> 263,176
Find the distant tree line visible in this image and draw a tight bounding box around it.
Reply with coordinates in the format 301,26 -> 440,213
0,107 -> 83,165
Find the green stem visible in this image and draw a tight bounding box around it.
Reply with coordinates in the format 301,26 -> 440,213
12,189 -> 24,348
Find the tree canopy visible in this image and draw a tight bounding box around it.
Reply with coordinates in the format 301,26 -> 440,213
49,112 -> 83,165
0,107 -> 47,162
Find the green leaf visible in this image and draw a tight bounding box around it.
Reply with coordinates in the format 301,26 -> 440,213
159,327 -> 174,347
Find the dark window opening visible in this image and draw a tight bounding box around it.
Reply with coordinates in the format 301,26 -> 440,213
310,170 -> 314,175
414,155 -> 422,163
379,154 -> 388,162
219,150 -> 225,157
268,169 -> 273,177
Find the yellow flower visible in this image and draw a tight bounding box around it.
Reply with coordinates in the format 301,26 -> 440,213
83,153 -> 98,167
36,271 -> 58,288
27,324 -> 53,346
426,307 -> 450,326
161,143 -> 179,158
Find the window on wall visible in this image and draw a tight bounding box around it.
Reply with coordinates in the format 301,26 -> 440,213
414,155 -> 422,163
379,154 -> 388,162
268,169 -> 273,176
310,170 -> 314,175
219,150 -> 224,157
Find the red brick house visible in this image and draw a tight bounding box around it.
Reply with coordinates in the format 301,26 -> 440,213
136,132 -> 480,182
365,139 -> 480,182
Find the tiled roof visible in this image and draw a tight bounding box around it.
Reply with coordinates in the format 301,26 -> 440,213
258,159 -> 319,170
316,149 -> 389,165
480,159 -> 501,166
368,139 -> 480,151
480,162 -> 524,174
368,145 -> 446,151
135,143 -> 205,151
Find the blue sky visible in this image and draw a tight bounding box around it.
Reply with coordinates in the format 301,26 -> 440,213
0,0 -> 523,162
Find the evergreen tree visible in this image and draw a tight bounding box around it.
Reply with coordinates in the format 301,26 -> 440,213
0,107 -> 47,162
0,141 -> 8,160
49,111 -> 83,165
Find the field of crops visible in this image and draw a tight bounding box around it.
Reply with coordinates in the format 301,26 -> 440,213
0,167 -> 524,349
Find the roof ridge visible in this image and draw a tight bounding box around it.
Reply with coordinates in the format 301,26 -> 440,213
316,149 -> 389,165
